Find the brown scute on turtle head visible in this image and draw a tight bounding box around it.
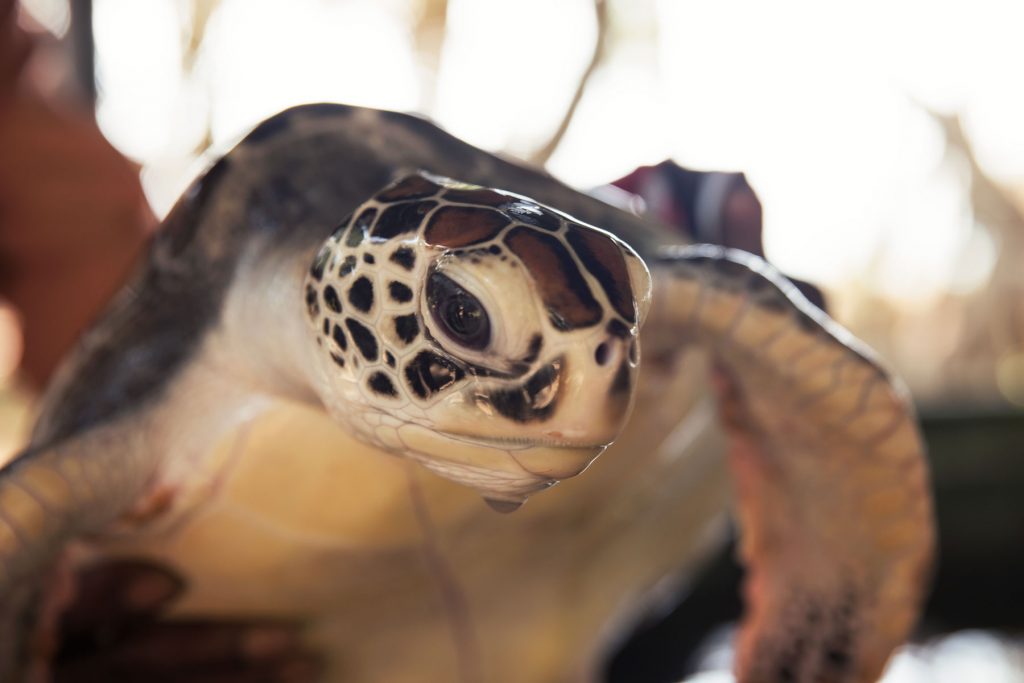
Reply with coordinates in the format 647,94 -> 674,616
443,187 -> 511,207
376,173 -> 443,202
566,224 -> 637,323
423,205 -> 510,248
503,201 -> 562,231
504,227 -> 602,331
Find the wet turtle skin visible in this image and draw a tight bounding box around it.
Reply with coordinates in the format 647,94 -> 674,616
0,104 -> 933,683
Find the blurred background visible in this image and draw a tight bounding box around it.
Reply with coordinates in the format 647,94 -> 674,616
1,0 -> 1023,680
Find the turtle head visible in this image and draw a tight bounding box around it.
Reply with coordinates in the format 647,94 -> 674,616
304,172 -> 652,509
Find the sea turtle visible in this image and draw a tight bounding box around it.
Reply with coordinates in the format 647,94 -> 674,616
0,103 -> 933,682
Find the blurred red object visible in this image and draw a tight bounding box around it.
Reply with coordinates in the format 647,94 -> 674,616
0,0 -> 154,388
612,160 -> 764,256
610,161 -> 824,310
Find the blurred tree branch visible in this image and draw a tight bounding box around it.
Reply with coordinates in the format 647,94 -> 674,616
414,0 -> 448,113
69,0 -> 94,104
528,0 -> 608,167
183,0 -> 218,73
183,0 -> 220,155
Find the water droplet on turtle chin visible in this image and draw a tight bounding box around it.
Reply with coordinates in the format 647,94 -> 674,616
484,497 -> 526,514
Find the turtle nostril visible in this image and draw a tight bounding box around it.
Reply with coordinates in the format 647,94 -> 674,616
595,341 -> 611,366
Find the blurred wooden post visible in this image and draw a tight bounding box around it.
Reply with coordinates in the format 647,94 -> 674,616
69,0 -> 94,105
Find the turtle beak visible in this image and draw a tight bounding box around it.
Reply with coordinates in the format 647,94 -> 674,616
431,443 -> 606,512
395,423 -> 605,511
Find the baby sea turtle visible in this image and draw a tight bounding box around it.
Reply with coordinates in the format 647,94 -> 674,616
0,104 -> 933,682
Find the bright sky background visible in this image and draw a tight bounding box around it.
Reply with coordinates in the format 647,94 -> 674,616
57,0 -> 1023,314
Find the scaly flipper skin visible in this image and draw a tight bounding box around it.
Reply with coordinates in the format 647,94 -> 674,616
0,425 -> 156,674
647,245 -> 934,683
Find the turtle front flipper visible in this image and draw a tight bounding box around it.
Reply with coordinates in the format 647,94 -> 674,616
0,425 -> 155,680
647,245 -> 934,683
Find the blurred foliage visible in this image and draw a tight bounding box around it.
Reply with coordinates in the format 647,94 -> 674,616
843,109 -> 1024,410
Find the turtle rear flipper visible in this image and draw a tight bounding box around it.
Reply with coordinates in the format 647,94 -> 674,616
0,427 -> 155,679
648,245 -> 934,683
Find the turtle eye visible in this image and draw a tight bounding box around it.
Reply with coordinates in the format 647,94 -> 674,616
427,272 -> 491,350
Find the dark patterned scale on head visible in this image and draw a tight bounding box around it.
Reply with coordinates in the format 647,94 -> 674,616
502,200 -> 562,232
504,227 -> 603,331
339,255 -> 358,277
345,318 -> 378,361
346,209 -> 376,247
323,286 -> 342,313
348,277 -> 374,313
332,324 -> 348,351
487,359 -> 563,422
390,247 -> 416,270
566,224 -> 637,324
404,351 -> 465,400
372,201 -> 438,241
388,281 -> 413,303
424,206 -> 509,247
305,284 -> 320,319
394,314 -> 419,345
375,173 -> 444,202
367,371 -> 398,398
442,187 -> 510,207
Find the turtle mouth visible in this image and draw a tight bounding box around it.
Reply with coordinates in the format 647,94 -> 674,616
452,433 -> 610,451
396,423 -> 606,509
432,432 -> 607,481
